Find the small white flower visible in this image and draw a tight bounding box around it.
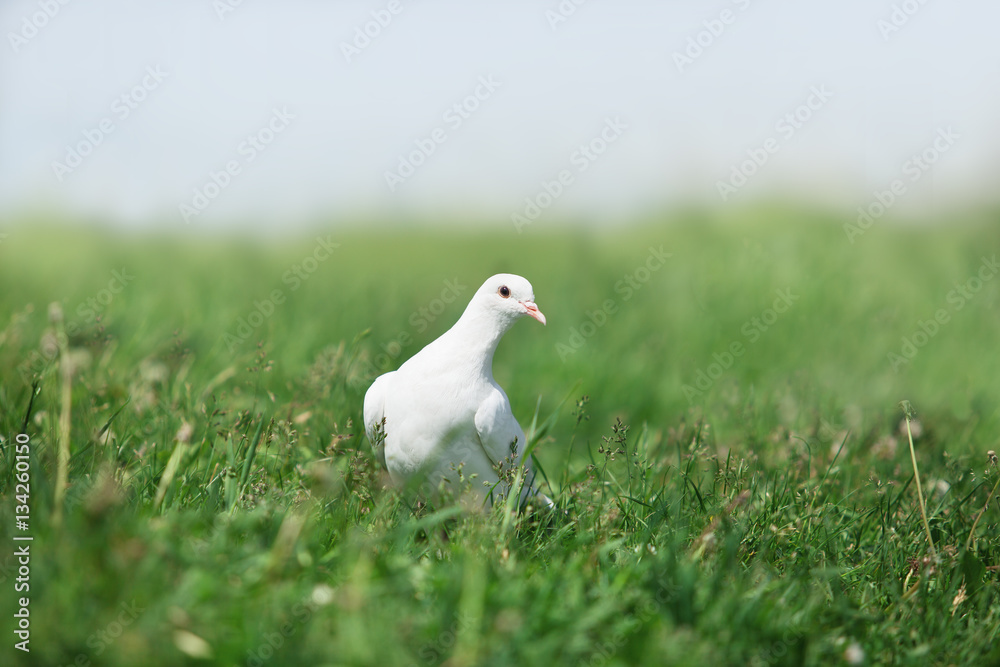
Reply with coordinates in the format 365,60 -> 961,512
311,583 -> 335,606
176,421 -> 194,444
844,641 -> 864,665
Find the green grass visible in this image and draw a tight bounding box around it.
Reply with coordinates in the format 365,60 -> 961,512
1,206 -> 999,666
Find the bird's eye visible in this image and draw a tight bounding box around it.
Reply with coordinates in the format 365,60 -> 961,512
498,285 -> 511,298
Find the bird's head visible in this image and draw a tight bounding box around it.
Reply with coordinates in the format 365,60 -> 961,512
476,273 -> 546,327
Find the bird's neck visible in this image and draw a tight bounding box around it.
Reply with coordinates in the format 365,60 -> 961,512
443,306 -> 512,376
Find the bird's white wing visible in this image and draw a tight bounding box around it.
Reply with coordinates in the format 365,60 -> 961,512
473,385 -> 525,469
363,373 -> 391,469
475,386 -> 554,509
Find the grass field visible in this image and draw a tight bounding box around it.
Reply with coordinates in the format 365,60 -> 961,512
1,206 -> 999,666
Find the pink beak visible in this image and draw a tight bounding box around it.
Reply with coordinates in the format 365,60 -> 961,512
521,300 -> 546,325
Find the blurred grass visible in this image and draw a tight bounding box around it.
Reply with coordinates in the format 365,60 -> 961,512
0,205 -> 999,666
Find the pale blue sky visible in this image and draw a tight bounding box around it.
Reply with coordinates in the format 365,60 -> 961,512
1,0 -> 998,229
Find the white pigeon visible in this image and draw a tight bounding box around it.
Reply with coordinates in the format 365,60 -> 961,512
363,274 -> 551,508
